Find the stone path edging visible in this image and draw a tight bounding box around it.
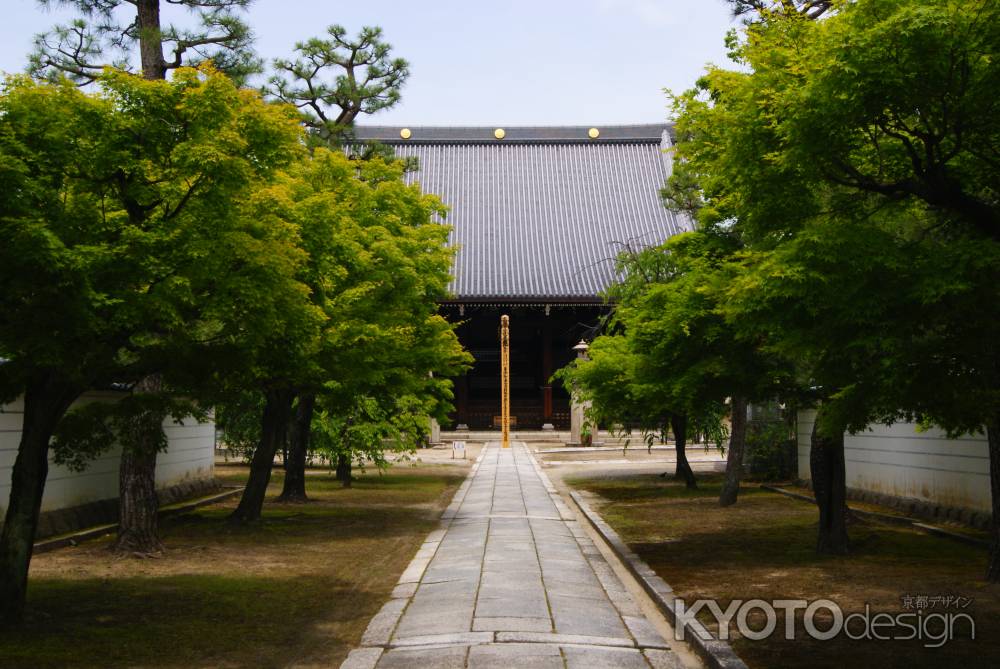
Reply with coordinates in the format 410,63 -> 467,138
568,491 -> 749,669
536,446 -> 677,454
342,444 -> 690,668
342,447 -> 489,668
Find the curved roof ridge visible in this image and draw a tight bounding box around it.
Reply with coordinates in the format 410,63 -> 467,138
352,124 -> 672,144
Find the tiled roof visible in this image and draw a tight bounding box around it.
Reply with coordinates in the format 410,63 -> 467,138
353,125 -> 672,144
352,124 -> 694,300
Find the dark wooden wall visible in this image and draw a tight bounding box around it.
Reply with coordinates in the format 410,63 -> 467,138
440,304 -> 607,430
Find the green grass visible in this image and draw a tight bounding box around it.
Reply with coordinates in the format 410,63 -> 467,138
569,473 -> 1000,669
3,575 -> 345,667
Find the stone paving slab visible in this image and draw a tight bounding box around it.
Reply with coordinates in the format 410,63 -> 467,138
468,642 -> 564,669
472,616 -> 552,632
341,443 -> 688,669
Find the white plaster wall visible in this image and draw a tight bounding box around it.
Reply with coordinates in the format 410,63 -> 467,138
0,392 -> 215,514
796,409 -> 990,511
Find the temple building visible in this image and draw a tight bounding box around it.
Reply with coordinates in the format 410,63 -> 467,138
353,125 -> 694,430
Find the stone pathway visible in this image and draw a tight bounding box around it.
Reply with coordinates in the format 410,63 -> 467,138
341,443 -> 687,669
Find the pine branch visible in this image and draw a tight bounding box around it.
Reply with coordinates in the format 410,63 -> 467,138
265,24 -> 409,142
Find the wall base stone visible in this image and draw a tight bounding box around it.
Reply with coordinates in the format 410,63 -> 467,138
796,479 -> 993,531
5,477 -> 222,540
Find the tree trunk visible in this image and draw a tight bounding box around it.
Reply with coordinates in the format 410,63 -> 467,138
719,396 -> 749,507
278,393 -> 315,502
810,403 -> 849,554
136,0 -> 167,80
335,412 -> 355,488
114,447 -> 161,554
671,414 -> 697,489
113,375 -> 166,555
336,453 -> 352,488
986,413 -> 1000,582
0,372 -> 80,624
229,388 -> 295,523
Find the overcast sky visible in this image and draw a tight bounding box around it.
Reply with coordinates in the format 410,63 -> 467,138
1,0 -> 738,126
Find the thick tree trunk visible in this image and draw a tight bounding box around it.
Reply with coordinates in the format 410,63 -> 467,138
986,414 -> 1000,582
336,453 -> 352,488
136,0 -> 167,80
810,403 -> 849,554
671,414 -> 697,489
278,394 -> 315,502
114,448 -> 161,554
719,396 -> 749,507
229,388 -> 295,523
113,375 -> 166,555
0,372 -> 80,624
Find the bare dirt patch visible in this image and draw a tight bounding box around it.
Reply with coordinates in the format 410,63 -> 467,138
0,461 -> 468,669
567,472 -> 999,669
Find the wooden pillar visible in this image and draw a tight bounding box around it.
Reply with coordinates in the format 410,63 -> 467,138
456,374 -> 469,426
542,316 -> 553,419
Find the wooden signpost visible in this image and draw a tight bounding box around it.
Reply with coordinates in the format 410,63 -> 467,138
500,315 -> 510,449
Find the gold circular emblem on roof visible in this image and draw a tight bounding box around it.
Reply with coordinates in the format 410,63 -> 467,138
494,128 -> 506,140
400,128 -> 412,139
588,127 -> 600,139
